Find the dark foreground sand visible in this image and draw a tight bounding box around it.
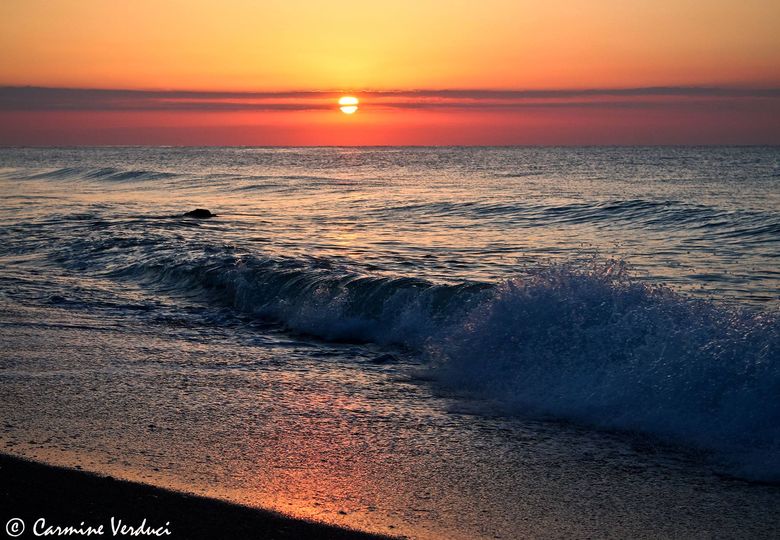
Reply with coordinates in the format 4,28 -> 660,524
0,454 -> 393,539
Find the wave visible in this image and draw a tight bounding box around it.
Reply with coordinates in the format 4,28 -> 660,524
4,163 -> 776,241
369,198 -> 780,240
111,253 -> 488,346
107,251 -> 780,480
18,167 -> 179,182
428,262 -> 780,481
3,167 -> 373,191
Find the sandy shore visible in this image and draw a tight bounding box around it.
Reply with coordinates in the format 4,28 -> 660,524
0,453 -> 393,539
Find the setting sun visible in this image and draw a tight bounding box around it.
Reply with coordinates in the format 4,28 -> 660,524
338,96 -> 359,114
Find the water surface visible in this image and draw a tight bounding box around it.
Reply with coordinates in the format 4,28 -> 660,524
1,147 -> 778,538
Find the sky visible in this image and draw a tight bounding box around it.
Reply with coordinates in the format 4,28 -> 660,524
1,0 -> 779,145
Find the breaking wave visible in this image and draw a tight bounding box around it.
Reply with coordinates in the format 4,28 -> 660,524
110,252 -> 780,480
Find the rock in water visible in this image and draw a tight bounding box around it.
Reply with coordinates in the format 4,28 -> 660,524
183,208 -> 215,218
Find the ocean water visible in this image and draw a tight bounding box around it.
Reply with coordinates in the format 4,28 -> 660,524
1,147 -> 779,538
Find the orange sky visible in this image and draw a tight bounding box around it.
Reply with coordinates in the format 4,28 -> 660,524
1,0 -> 779,144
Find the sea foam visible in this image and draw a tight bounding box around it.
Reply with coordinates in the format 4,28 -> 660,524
427,262 -> 780,480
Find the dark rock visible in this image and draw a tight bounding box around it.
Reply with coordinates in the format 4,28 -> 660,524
183,208 -> 216,219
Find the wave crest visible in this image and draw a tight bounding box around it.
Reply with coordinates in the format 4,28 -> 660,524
428,261 -> 780,480
21,167 -> 178,181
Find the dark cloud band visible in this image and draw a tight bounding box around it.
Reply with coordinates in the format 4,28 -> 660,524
1,86 -> 777,112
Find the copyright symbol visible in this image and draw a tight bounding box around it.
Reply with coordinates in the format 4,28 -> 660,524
6,518 -> 24,537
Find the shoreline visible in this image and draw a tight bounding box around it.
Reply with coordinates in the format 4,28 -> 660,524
0,453 -> 394,539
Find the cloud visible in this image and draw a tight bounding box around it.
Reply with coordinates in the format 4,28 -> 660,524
0,85 -> 778,112
369,87 -> 780,99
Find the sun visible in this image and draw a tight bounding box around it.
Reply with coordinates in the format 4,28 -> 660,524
338,96 -> 359,114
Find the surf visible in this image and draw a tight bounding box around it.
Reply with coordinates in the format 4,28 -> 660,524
104,250 -> 780,480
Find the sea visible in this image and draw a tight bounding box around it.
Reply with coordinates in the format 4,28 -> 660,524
1,146 -> 778,539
